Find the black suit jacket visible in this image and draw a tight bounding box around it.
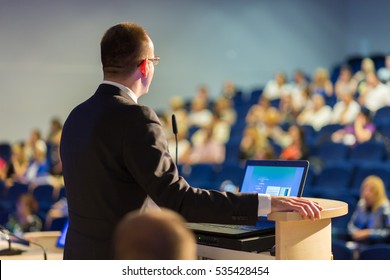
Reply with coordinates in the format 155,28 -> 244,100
60,84 -> 259,259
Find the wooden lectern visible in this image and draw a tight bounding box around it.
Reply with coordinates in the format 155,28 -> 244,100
268,197 -> 348,260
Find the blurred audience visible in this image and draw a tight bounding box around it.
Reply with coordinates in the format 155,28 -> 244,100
331,107 -> 375,146
238,126 -> 274,162
262,71 -> 289,101
186,120 -> 226,164
220,80 -> 238,99
279,124 -> 309,160
330,86 -> 361,125
187,96 -> 213,128
310,67 -> 333,97
297,93 -> 332,131
377,54 -> 390,85
354,57 -> 376,96
334,65 -> 357,99
358,71 -> 390,113
46,117 -> 63,176
6,193 -> 42,237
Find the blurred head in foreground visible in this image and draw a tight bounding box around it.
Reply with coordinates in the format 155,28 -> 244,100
113,208 -> 196,260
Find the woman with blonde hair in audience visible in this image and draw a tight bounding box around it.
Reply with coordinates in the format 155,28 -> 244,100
310,67 -> 334,97
238,126 -> 273,161
353,57 -> 376,96
353,57 -> 375,84
347,176 -> 390,250
245,95 -> 272,127
5,143 -> 29,186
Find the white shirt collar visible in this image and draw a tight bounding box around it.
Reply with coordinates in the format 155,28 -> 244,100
101,80 -> 138,104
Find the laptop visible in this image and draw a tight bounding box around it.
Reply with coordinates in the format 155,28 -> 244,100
56,219 -> 69,249
187,160 -> 309,241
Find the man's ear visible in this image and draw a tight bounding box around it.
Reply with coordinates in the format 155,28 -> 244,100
139,59 -> 150,77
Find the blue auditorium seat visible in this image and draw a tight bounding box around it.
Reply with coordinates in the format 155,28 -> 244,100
32,184 -> 55,212
248,88 -> 263,105
183,163 -> 216,189
213,164 -> 245,187
373,106 -> 390,127
316,142 -> 349,163
358,244 -> 390,260
315,124 -> 343,145
349,141 -> 387,164
46,216 -> 68,231
0,182 -> 29,212
309,163 -> 354,197
332,239 -> 354,260
349,162 -> 390,198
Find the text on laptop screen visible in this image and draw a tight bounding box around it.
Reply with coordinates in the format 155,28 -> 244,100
240,165 -> 305,196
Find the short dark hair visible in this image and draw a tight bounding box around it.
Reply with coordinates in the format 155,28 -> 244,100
113,209 -> 196,260
100,22 -> 150,76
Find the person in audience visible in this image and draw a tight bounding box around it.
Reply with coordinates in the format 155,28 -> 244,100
44,196 -> 68,231
347,176 -> 390,250
113,208 -> 196,260
245,95 -> 272,127
239,126 -> 274,161
358,71 -> 390,113
377,54 -> 390,85
13,140 -> 50,185
279,124 -> 309,160
186,120 -> 226,164
297,93 -> 332,131
167,123 -> 191,165
334,65 -> 357,99
285,69 -> 309,113
5,143 -> 29,186
187,96 -> 213,128
46,117 -> 63,176
6,193 -> 42,237
24,129 -> 46,162
164,96 -> 188,132
354,57 -> 376,96
191,111 -> 231,146
309,67 -> 333,97
330,85 -> 361,125
331,106 -> 375,146
213,96 -> 237,127
220,80 -> 238,99
262,71 -> 289,101
8,140 -> 63,190
0,157 -> 7,181
279,94 -> 301,125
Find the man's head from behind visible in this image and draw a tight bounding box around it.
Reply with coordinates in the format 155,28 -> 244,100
101,22 -> 150,77
113,208 -> 196,260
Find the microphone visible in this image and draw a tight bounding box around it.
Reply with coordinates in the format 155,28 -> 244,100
0,225 -> 47,260
0,229 -> 25,256
171,114 -> 178,166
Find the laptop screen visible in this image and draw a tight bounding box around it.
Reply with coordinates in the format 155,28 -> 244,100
56,220 -> 69,248
240,160 -> 308,197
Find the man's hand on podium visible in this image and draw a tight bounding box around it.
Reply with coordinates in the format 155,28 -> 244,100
270,197 -> 323,220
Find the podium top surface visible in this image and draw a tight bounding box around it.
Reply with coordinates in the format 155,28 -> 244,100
267,197 -> 348,222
